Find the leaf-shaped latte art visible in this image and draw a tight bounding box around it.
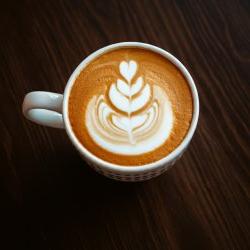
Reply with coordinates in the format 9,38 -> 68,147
112,114 -> 148,132
109,83 -> 129,112
109,82 -> 151,114
117,79 -> 130,96
85,60 -> 174,155
131,76 -> 143,96
130,84 -> 151,113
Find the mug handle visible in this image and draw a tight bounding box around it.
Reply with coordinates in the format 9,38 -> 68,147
22,91 -> 64,129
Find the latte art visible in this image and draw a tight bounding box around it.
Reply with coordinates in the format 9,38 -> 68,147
69,48 -> 193,165
86,60 -> 174,155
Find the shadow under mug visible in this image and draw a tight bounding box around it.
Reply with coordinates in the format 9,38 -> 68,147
22,42 -> 199,182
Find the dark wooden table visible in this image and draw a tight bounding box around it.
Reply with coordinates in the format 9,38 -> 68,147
1,0 -> 249,249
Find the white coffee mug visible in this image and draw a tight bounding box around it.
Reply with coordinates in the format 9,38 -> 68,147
23,42 -> 199,181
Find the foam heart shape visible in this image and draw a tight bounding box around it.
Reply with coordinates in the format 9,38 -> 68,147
119,60 -> 137,82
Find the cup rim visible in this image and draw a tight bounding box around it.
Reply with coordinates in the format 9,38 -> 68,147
63,42 -> 199,173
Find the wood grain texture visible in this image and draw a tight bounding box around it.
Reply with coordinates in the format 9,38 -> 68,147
0,0 -> 249,249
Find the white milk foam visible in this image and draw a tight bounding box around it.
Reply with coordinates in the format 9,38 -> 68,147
85,60 -> 174,155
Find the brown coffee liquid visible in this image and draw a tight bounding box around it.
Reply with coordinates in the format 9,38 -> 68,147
69,48 -> 193,166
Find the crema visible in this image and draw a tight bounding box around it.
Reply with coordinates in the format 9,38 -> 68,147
69,48 -> 193,166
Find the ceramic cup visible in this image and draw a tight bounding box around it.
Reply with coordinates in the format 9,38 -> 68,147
22,42 -> 199,181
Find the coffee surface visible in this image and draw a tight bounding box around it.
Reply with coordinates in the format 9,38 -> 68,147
69,48 -> 193,165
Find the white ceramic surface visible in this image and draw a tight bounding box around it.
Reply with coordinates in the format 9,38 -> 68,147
22,42 -> 199,181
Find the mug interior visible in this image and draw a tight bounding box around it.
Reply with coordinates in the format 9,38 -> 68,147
63,42 -> 199,173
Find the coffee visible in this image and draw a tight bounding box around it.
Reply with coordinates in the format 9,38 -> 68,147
69,48 -> 193,166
